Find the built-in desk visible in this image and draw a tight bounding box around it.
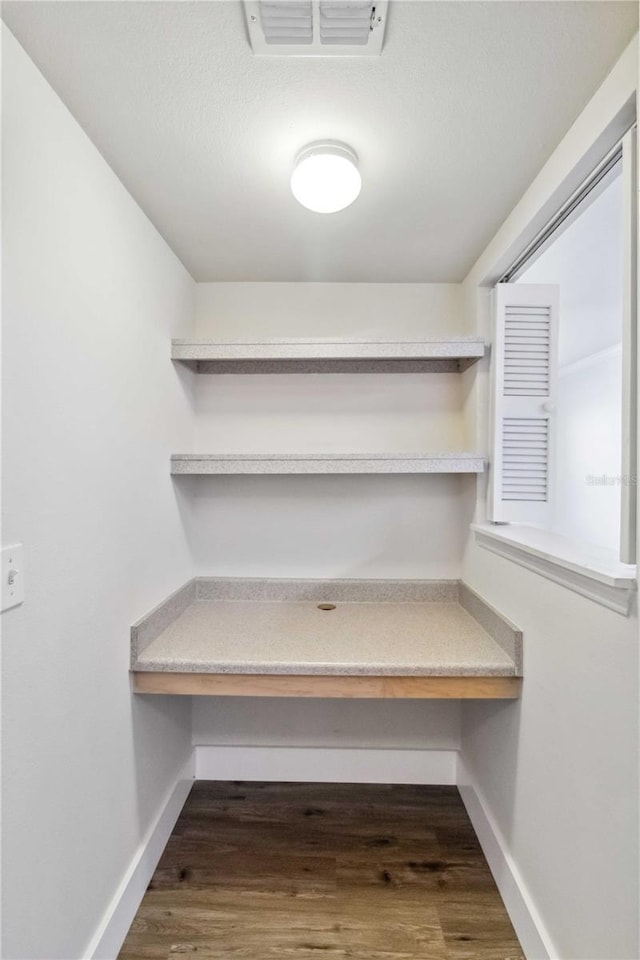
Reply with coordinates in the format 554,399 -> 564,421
130,579 -> 522,699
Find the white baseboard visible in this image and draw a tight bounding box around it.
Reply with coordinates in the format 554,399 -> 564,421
457,757 -> 557,960
195,744 -> 458,784
85,754 -> 195,960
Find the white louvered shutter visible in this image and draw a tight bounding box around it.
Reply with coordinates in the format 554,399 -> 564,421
489,283 -> 559,524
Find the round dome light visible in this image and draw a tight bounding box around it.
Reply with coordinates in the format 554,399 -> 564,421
291,142 -> 361,214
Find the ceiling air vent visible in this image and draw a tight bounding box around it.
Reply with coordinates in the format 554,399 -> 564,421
245,0 -> 388,56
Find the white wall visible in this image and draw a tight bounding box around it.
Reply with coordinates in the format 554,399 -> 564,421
193,697 -> 461,751
460,36 -> 639,959
1,28 -> 196,959
194,371 -> 466,455
188,474 -> 474,581
194,281 -> 467,339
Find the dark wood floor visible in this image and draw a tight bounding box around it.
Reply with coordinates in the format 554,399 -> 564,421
119,782 -> 524,959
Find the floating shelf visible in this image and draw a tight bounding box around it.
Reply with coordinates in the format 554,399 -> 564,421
170,453 -> 485,476
171,337 -> 486,373
131,578 -> 522,700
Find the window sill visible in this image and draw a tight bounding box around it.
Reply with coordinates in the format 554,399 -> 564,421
471,523 -> 637,615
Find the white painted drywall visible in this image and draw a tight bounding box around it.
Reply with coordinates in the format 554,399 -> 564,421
461,37 -> 639,959
194,282 -> 467,337
192,697 -> 461,751
187,474 -> 475,581
193,372 -> 466,454
1,28 -> 196,959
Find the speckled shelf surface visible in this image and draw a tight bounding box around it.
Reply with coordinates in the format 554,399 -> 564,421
170,453 -> 485,475
171,337 -> 485,362
131,578 -> 522,678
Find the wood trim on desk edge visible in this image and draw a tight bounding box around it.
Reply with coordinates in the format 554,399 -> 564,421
131,672 -> 522,699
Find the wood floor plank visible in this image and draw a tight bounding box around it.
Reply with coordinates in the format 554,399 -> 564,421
118,782 -> 524,960
149,841 -> 337,896
437,898 -> 527,959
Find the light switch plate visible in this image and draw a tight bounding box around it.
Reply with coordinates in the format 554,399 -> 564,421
2,544 -> 24,612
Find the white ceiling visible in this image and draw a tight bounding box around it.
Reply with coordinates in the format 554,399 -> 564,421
2,1 -> 637,282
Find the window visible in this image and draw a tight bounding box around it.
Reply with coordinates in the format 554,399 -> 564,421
487,129 -> 637,582
516,173 -> 623,553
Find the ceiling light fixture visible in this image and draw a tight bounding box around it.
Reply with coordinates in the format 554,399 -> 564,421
291,142 -> 361,213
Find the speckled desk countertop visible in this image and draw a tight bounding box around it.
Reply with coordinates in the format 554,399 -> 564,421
131,580 -> 522,678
